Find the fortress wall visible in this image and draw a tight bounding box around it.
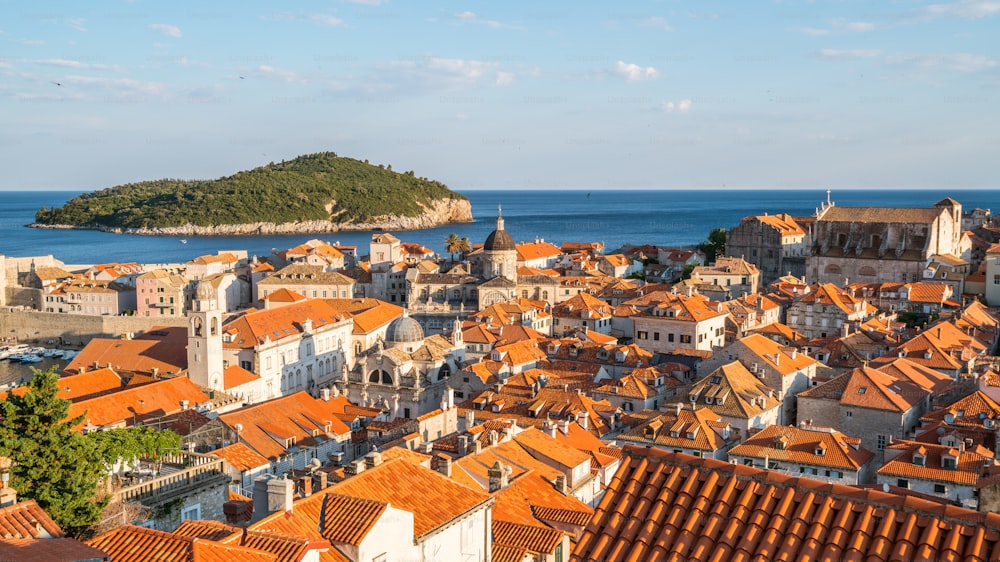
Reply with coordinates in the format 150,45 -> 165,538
0,307 -> 187,346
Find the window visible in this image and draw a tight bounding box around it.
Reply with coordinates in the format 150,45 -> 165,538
637,331 -> 648,340
680,335 -> 692,344
934,484 -> 947,494
897,479 -> 909,489
180,504 -> 201,521
668,333 -> 675,342
877,434 -> 887,450
653,332 -> 660,341
846,410 -> 853,417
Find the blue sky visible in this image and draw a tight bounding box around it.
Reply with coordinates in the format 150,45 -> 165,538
1,1 -> 997,191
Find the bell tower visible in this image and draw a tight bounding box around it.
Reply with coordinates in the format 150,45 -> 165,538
188,280 -> 225,391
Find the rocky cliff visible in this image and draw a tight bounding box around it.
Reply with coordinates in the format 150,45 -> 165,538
31,197 -> 473,236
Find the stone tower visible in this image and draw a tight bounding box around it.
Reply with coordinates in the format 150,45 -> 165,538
483,206 -> 517,282
187,280 -> 225,391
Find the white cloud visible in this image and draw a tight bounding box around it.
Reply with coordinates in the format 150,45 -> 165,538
641,16 -> 673,31
339,0 -> 383,4
662,99 -> 692,113
65,18 -> 87,32
33,58 -> 121,71
887,52 -> 998,72
614,60 -> 659,81
495,71 -> 514,86
174,56 -> 209,68
64,75 -> 168,96
453,11 -> 514,29
796,27 -> 831,36
795,19 -> 876,35
148,23 -> 182,38
272,13 -> 344,26
844,21 -> 876,32
257,64 -> 303,83
816,48 -> 882,60
924,0 -> 1000,19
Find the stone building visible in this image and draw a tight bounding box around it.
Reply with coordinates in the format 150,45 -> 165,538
808,196 -> 964,285
726,213 -> 808,285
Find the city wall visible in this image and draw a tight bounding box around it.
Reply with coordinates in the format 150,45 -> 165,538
0,307 -> 187,346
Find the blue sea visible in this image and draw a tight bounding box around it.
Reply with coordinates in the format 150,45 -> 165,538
0,189 -> 996,265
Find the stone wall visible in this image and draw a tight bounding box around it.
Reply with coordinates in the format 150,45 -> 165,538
0,307 -> 187,346
150,480 -> 229,531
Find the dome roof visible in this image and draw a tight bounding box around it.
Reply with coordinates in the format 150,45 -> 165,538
386,315 -> 424,343
484,228 -> 516,251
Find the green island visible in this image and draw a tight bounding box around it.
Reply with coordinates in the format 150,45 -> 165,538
31,152 -> 471,234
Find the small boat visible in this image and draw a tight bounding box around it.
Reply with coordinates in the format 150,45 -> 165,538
62,350 -> 79,360
180,239 -> 188,244
19,354 -> 42,363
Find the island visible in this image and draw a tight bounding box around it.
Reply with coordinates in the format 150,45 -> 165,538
30,152 -> 473,235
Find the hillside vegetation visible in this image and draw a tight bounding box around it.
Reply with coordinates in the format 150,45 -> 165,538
34,152 -> 466,229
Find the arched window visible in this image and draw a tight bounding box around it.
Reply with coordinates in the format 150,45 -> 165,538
859,266 -> 877,276
825,264 -> 842,275
438,364 -> 451,381
191,317 -> 203,337
369,369 -> 392,384
210,317 -> 218,336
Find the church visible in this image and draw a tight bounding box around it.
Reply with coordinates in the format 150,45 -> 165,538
405,207 -> 558,334
807,195 -> 968,285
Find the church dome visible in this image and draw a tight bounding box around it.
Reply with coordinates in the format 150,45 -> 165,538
386,315 -> 424,344
484,229 -> 516,252
483,205 -> 516,251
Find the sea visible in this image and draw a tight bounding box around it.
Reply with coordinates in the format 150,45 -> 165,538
0,188 -> 997,266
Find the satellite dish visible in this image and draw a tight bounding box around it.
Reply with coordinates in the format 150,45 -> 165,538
235,423 -> 244,432
309,458 -> 321,469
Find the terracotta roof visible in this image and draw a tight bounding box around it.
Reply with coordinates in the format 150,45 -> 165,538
737,333 -> 818,376
922,390 -> 1000,428
0,538 -> 110,561
87,525 -> 277,562
617,406 -> 733,453
798,366 -> 926,413
516,241 -> 563,262
493,519 -> 562,554
573,445 -> 1000,562
876,357 -> 958,396
223,299 -> 348,350
594,374 -> 655,400
688,361 -> 781,419
263,288 -> 308,303
330,458 -> 492,537
212,442 -> 270,472
754,213 -> 806,236
492,543 -> 530,562
513,427 -> 591,470
217,392 -> 352,461
223,364 -> 259,390
877,440 -> 994,486
0,500 -> 63,539
64,327 -> 188,376
173,520 -> 241,542
729,424 -> 875,470
820,205 -> 944,224
68,376 -> 211,430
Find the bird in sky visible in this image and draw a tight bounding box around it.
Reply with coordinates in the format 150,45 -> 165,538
51,81 -> 62,86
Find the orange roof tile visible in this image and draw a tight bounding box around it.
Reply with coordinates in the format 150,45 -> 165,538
217,392 -> 351,460
222,300 -> 348,350
728,425 -> 875,471
212,442 -> 270,472
687,361 -> 782,420
68,376 -> 211,430
0,500 -> 63,539
877,440 -> 993,486
573,445 -> 1000,562
799,366 -> 926,413
223,364 -> 259,390
737,333 -> 819,376
331,459 -> 491,538
86,525 -> 277,562
492,519 -> 562,554
64,327 -> 188,376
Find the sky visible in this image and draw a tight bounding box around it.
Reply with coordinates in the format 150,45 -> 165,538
1,1 -> 998,191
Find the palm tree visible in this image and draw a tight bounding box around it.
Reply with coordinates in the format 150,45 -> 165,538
445,233 -> 461,263
458,237 -> 472,260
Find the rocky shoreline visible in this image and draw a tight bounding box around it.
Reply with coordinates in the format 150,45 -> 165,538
28,197 -> 473,236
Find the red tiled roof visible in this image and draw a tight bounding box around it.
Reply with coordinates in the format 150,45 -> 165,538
330,458 -> 492,538
86,525 -> 277,562
729,424 -> 875,471
217,392 -> 352,460
492,519 -> 562,554
0,538 -> 109,561
212,442 -> 270,472
68,376 -> 211,430
64,327 -> 188,376
0,500 -> 63,539
573,445 -> 1000,562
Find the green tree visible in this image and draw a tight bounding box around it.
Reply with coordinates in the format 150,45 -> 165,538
0,367 -> 107,536
445,233 -> 462,263
698,227 -> 728,263
458,237 -> 472,260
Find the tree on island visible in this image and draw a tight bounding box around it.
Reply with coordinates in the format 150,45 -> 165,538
698,227 -> 727,263
0,366 -> 180,537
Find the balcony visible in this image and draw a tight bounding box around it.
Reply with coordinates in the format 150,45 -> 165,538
115,452 -> 229,508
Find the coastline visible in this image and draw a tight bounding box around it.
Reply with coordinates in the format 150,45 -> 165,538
26,197 -> 473,237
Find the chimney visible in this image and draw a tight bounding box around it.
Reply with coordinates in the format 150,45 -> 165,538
268,477 -> 294,513
348,457 -> 368,475
320,388 -> 331,402
464,411 -> 475,431
437,454 -> 453,477
474,440 -> 483,455
179,400 -> 189,410
0,466 -> 15,508
299,474 -> 313,497
577,413 -> 589,430
675,402 -> 683,415
151,367 -> 159,378
365,450 -> 383,468
555,474 -> 568,494
458,435 -> 469,457
313,470 -> 328,492
488,461 -> 510,492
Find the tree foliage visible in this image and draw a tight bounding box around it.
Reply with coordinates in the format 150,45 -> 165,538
0,367 -> 182,536
34,152 -> 467,229
698,227 -> 728,263
0,367 -> 106,535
